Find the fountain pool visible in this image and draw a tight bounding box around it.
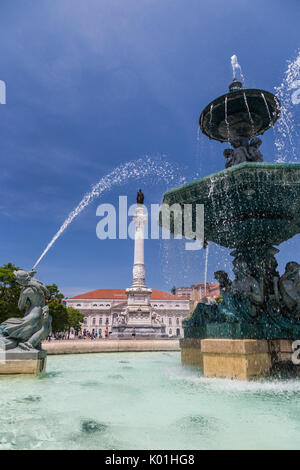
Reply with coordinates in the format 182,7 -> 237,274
1,352 -> 300,450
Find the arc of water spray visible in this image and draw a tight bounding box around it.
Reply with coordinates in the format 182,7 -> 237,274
32,157 -> 178,270
274,50 -> 300,162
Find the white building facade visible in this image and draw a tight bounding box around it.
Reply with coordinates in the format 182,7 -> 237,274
66,289 -> 190,337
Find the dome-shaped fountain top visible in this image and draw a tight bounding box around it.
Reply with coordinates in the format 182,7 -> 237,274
199,78 -> 281,142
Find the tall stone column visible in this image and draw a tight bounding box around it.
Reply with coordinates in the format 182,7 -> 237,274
132,204 -> 147,288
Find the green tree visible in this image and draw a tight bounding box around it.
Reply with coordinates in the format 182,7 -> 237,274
0,263 -> 23,323
215,295 -> 223,304
66,307 -> 84,335
171,286 -> 177,295
45,284 -> 83,334
46,284 -> 64,302
48,301 -> 69,333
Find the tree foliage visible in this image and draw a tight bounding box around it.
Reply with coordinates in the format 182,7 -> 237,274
0,263 -> 23,323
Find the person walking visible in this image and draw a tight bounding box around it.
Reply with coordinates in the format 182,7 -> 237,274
132,327 -> 136,339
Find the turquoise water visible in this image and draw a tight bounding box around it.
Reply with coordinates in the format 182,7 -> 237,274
1,352 -> 300,450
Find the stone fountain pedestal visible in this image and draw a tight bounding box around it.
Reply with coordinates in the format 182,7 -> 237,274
180,338 -> 300,380
0,348 -> 47,376
161,162 -> 300,380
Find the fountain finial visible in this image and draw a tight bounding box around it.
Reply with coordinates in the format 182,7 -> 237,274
229,78 -> 243,92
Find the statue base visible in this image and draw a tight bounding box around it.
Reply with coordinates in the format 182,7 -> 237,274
110,324 -> 167,338
0,348 -> 47,376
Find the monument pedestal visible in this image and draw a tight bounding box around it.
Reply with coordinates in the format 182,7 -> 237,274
111,324 -> 166,338
0,349 -> 47,376
201,339 -> 271,381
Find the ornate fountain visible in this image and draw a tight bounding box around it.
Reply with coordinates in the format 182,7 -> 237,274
160,71 -> 300,379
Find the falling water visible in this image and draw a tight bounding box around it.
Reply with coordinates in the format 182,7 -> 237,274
209,104 -> 213,128
32,157 -> 178,269
261,92 -> 272,126
231,54 -> 245,84
274,49 -> 300,162
224,97 -> 230,140
243,92 -> 255,136
204,243 -> 210,296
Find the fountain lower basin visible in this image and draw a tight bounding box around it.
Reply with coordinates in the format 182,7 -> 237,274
161,162 -> 300,248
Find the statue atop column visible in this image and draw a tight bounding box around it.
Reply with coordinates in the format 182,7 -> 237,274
137,189 -> 144,205
0,269 -> 52,351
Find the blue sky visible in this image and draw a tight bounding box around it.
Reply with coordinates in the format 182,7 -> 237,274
0,0 -> 299,297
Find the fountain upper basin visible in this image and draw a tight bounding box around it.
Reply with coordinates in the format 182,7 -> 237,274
161,162 -> 300,249
200,88 -> 280,142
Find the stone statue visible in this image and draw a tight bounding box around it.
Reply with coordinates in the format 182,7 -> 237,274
230,137 -> 249,165
214,270 -> 232,291
247,137 -> 263,162
117,311 -> 128,325
279,262 -> 300,316
223,136 -> 264,168
151,312 -> 161,324
223,149 -> 234,168
232,262 -> 264,305
0,270 -> 52,351
137,189 -> 144,205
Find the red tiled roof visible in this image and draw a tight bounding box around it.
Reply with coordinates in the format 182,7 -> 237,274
69,288 -> 187,301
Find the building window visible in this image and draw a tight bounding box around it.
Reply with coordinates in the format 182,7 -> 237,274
176,328 -> 180,337
99,317 -> 102,325
84,318 -> 87,325
161,317 -> 164,323
92,318 -> 96,325
169,317 -> 172,326
77,304 -> 81,307
176,318 -> 180,326
106,317 -> 109,324
169,329 -> 172,336
93,304 -> 97,307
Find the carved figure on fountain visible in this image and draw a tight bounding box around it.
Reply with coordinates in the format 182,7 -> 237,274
0,270 -> 52,351
223,137 -> 264,168
279,262 -> 300,317
247,137 -> 263,162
